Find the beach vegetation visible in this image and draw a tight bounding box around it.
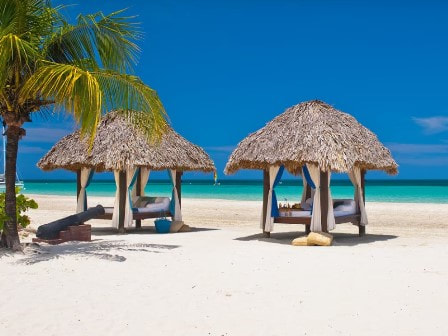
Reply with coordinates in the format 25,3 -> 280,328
0,187 -> 38,235
0,0 -> 167,250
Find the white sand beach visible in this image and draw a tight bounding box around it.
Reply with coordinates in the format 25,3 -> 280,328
1,195 -> 448,335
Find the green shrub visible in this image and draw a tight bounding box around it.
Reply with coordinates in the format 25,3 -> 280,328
0,187 -> 38,232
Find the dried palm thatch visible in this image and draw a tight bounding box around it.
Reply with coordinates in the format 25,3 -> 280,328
38,111 -> 216,173
225,100 -> 398,175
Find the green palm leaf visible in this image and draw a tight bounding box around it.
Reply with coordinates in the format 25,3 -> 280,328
0,33 -> 39,95
0,0 -> 55,40
20,61 -> 166,142
0,0 -> 168,249
93,70 -> 167,134
43,9 -> 141,72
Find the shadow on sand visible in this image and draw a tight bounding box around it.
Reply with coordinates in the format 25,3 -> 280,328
235,230 -> 398,247
14,226 -> 219,265
16,240 -> 180,265
91,226 -> 218,236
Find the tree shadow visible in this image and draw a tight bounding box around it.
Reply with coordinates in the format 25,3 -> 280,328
235,231 -> 398,247
91,226 -> 219,235
16,240 -> 180,265
0,249 -> 15,259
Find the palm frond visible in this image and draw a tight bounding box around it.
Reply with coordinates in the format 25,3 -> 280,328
0,33 -> 39,91
93,70 -> 167,138
1,2 -> 167,146
0,0 -> 54,41
20,61 -> 166,142
43,9 -> 141,73
20,61 -> 102,138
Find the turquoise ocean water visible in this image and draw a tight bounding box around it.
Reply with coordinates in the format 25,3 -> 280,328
21,179 -> 448,203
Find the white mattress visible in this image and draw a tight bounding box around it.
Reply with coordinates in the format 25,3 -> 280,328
104,207 -> 114,214
133,197 -> 170,213
333,209 -> 356,217
333,199 -> 356,216
135,197 -> 170,213
102,197 -> 171,215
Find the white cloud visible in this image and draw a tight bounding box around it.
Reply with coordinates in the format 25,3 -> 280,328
387,142 -> 448,167
205,145 -> 236,153
398,157 -> 448,166
413,116 -> 448,134
19,145 -> 46,154
23,127 -> 74,143
387,143 -> 448,154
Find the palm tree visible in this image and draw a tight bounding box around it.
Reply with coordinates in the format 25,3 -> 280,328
0,0 -> 167,250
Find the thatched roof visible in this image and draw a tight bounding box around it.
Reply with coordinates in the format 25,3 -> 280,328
38,111 -> 216,173
225,100 -> 398,175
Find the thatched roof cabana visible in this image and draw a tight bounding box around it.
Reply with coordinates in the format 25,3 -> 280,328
225,100 -> 397,175
38,111 -> 215,233
224,100 -> 398,238
38,111 -> 216,173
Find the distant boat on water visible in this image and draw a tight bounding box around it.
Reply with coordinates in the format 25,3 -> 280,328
0,127 -> 24,191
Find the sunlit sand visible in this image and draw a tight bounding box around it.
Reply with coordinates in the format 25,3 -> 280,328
1,195 -> 447,335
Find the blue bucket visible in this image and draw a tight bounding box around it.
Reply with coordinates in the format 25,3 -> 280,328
155,218 -> 171,234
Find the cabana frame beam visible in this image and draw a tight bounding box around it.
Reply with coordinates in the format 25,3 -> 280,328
305,184 -> 311,199
262,169 -> 270,238
118,171 -> 127,233
176,171 -> 182,208
76,169 -> 85,225
359,170 -> 366,236
274,214 -> 361,225
76,169 -> 81,203
320,170 -> 329,233
135,169 -> 142,229
305,184 -> 311,233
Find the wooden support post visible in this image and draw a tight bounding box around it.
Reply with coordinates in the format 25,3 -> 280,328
304,179 -> 312,234
361,170 -> 366,204
76,170 -> 85,224
118,171 -> 127,234
359,170 -> 366,236
135,169 -> 142,229
305,225 -> 311,234
76,170 -> 81,203
176,171 -> 182,208
320,170 -> 329,233
305,184 -> 311,199
262,169 -> 270,238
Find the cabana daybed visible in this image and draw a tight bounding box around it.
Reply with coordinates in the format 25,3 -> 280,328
224,100 -> 398,236
38,111 -> 216,232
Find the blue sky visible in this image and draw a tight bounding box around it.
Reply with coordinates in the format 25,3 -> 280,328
18,0 -> 448,180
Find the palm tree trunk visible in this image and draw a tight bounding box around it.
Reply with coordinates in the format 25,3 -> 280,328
1,125 -> 22,250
